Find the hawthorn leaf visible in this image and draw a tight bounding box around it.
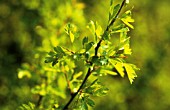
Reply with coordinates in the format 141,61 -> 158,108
54,46 -> 65,55
95,22 -> 103,38
70,32 -> 75,43
87,20 -> 95,34
65,23 -> 78,43
80,101 -> 88,110
101,69 -> 117,75
82,37 -> 88,46
114,62 -> 125,77
124,63 -> 137,84
86,98 -> 95,107
109,4 -> 120,21
85,42 -> 94,51
121,10 -> 134,29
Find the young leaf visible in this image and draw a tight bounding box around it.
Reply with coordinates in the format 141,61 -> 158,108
70,32 -> 75,43
101,69 -> 117,75
95,21 -> 103,38
82,37 -> 88,46
85,42 -> 94,52
121,10 -> 134,29
109,4 -> 120,22
65,23 -> 78,43
94,87 -> 109,96
114,62 -> 125,77
124,63 -> 138,84
87,20 -> 95,34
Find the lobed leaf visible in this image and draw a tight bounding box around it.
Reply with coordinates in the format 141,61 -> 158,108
114,62 -> 125,77
86,98 -> 95,107
124,63 -> 138,84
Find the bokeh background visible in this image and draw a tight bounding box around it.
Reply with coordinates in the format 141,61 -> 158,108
0,0 -> 170,110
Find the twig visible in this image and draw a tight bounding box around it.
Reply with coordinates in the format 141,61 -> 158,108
95,0 -> 126,56
63,68 -> 92,110
36,95 -> 43,107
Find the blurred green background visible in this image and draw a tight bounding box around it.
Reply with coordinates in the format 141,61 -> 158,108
0,0 -> 170,110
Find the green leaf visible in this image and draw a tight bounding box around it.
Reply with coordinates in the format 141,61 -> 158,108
114,62 -> 125,77
70,32 -> 75,43
28,102 -> 35,109
87,20 -> 95,34
80,100 -> 88,110
52,60 -> 58,66
82,37 -> 88,46
86,98 -> 95,107
94,87 -> 109,96
95,21 -> 103,38
54,46 -> 66,55
101,69 -> 117,75
18,102 -> 35,110
89,79 -> 98,86
124,44 -> 132,55
99,58 -> 108,65
109,4 -> 120,22
44,57 -> 54,63
103,31 -> 110,40
48,51 -> 55,56
85,52 -> 90,59
85,42 -> 94,51
119,28 -> 129,43
110,0 -> 114,6
87,21 -> 103,41
65,23 -> 78,43
124,63 -> 139,84
121,10 -> 134,29
91,56 -> 99,64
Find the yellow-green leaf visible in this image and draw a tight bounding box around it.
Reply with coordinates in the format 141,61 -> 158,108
101,69 -> 117,75
121,17 -> 134,29
95,22 -> 103,37
124,63 -> 137,84
115,62 -> 125,77
87,20 -> 95,34
70,32 -> 74,43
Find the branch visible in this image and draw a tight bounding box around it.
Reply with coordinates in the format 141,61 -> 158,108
63,68 -> 92,110
95,0 -> 126,56
36,95 -> 43,108
63,0 -> 126,109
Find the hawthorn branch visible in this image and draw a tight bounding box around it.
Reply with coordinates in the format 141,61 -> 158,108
95,0 -> 126,56
63,0 -> 126,109
63,68 -> 92,110
36,95 -> 43,107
